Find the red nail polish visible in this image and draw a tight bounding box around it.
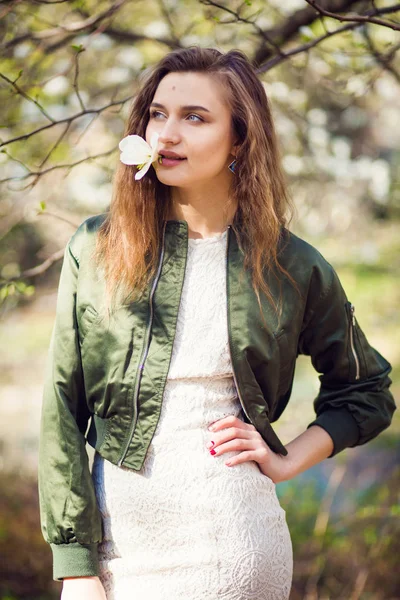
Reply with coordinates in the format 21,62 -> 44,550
210,448 -> 216,455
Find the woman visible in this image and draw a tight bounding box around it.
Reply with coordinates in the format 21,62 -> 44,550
38,47 -> 396,600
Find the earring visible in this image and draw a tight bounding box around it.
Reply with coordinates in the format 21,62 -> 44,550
228,159 -> 236,174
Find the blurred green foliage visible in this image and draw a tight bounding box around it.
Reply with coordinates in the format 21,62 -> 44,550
0,471 -> 59,600
277,438 -> 400,599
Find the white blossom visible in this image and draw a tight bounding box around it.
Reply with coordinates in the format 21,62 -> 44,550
119,132 -> 160,180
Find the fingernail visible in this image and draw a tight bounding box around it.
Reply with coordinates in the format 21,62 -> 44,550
208,425 -> 216,432
210,448 -> 216,456
206,441 -> 215,449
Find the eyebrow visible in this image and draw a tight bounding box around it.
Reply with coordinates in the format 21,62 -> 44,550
149,102 -> 211,113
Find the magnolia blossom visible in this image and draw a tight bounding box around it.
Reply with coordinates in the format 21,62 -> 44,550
119,132 -> 160,180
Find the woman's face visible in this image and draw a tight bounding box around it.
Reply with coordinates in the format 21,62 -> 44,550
145,71 -> 238,187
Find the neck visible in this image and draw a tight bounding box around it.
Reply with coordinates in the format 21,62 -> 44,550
167,185 -> 237,238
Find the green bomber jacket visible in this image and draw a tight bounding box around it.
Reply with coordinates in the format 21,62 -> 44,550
38,212 -> 396,581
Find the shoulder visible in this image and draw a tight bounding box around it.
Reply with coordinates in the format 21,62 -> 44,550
278,227 -> 337,296
279,227 -> 333,271
68,212 -> 109,263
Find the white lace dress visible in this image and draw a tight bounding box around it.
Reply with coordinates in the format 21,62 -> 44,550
91,229 -> 293,600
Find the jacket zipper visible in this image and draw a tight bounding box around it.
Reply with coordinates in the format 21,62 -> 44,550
225,225 -> 253,425
348,302 -> 360,381
118,221 -> 167,466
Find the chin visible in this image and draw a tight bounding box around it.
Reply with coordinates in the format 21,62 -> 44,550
155,172 -> 189,184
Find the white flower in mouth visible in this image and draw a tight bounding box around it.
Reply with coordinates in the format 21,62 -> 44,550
119,132 -> 160,180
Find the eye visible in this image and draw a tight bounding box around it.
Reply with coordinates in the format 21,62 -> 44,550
187,114 -> 203,122
149,110 -> 203,123
149,110 -> 163,119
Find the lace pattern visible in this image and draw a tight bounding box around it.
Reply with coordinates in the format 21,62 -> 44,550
91,230 -> 293,599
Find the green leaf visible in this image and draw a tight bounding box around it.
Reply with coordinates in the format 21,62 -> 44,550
299,26 -> 314,42
71,44 -> 84,53
15,281 -> 26,293
24,285 -> 35,296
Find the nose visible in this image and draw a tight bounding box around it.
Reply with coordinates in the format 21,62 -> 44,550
157,117 -> 181,146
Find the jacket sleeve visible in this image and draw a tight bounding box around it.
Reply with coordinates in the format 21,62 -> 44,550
298,261 -> 396,457
38,238 -> 103,581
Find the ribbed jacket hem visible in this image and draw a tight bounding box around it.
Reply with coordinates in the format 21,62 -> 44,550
308,409 -> 360,457
51,542 -> 99,581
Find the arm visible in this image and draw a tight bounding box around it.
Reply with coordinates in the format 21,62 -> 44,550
273,425 -> 334,480
206,262 -> 395,481
61,577 -> 107,600
38,238 -> 103,581
298,263 -> 396,455
206,416 -> 333,483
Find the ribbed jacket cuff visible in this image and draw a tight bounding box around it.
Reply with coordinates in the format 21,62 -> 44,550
51,542 -> 99,581
307,408 -> 360,457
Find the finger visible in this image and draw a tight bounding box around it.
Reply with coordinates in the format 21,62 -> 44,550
209,437 -> 255,456
225,446 -> 270,467
207,426 -> 255,450
224,450 -> 258,467
208,415 -> 254,432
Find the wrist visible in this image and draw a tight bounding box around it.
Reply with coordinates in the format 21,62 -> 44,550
277,426 -> 335,481
278,447 -> 299,482
273,450 -> 297,483
259,450 -> 297,483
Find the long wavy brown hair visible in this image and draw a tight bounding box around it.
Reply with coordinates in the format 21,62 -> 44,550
94,46 -> 299,321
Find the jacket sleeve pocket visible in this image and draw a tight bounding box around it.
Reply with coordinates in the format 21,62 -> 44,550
38,240 -> 103,581
298,263 -> 396,457
79,304 -> 100,346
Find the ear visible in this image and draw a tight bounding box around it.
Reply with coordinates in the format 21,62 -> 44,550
231,141 -> 240,158
231,139 -> 240,158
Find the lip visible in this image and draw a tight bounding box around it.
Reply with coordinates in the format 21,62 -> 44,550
159,156 -> 187,167
158,150 -> 186,159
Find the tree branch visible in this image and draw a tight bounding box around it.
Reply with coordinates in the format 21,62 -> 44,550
255,19 -> 362,73
20,247 -> 65,278
0,147 -> 117,189
253,2 -> 400,72
253,0 -> 362,65
4,25 -> 183,54
0,72 -> 55,123
0,0 -> 23,20
156,0 -> 181,45
0,94 -> 134,149
72,48 -> 86,112
29,0 -> 72,4
31,121 -> 71,183
39,0 -> 128,36
198,0 -> 284,56
363,30 -> 400,84
305,1 -> 400,31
